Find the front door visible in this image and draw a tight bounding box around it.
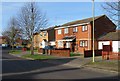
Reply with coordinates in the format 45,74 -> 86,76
66,42 -> 70,48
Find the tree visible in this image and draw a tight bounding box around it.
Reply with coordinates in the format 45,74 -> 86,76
2,17 -> 20,50
102,2 -> 120,28
17,2 -> 48,55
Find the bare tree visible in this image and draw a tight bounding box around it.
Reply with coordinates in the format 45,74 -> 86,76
17,2 -> 48,55
2,17 -> 20,50
102,1 -> 120,28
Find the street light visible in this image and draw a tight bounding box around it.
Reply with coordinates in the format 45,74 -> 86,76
92,0 -> 95,62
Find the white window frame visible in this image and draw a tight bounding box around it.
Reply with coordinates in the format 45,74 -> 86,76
40,33 -> 42,37
82,25 -> 88,32
66,42 -> 70,48
73,27 -> 78,32
43,32 -> 47,36
58,29 -> 61,34
64,28 -> 68,34
80,40 -> 88,47
58,41 -> 63,48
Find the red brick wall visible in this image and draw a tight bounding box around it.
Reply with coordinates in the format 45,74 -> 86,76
55,24 -> 93,54
38,48 -> 70,57
102,51 -> 120,60
93,16 -> 116,39
55,24 -> 92,41
50,49 -> 70,57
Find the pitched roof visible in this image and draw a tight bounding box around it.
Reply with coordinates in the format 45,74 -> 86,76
0,36 -> 8,39
98,30 -> 120,41
62,15 -> 105,26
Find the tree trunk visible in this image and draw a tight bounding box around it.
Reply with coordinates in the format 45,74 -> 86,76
12,41 -> 14,51
12,45 -> 14,50
31,36 -> 34,55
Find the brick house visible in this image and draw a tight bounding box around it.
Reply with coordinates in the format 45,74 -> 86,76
55,15 -> 116,54
34,27 -> 55,49
0,36 -> 8,45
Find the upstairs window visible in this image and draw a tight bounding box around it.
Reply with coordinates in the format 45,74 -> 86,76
43,32 -> 47,36
64,28 -> 68,34
73,27 -> 78,32
40,33 -> 42,37
58,29 -> 61,34
82,25 -> 88,32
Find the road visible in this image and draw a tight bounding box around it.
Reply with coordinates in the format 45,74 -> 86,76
1,47 -> 119,80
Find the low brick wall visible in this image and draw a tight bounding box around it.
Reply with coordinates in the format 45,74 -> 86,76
38,48 -> 43,54
84,50 -> 102,57
102,51 -> 120,60
50,49 -> 70,57
38,48 -> 70,57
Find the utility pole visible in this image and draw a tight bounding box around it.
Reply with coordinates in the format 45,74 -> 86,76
92,0 -> 95,62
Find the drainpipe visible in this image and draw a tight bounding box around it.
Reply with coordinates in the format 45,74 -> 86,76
92,0 -> 95,62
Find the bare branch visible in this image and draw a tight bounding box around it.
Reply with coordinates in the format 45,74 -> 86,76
17,2 -> 48,54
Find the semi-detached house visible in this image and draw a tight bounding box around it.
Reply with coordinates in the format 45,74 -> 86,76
55,15 -> 116,54
34,27 -> 55,49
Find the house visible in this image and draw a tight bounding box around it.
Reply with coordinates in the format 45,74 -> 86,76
34,27 -> 55,49
0,37 -> 2,45
0,36 -> 9,47
55,15 -> 116,54
98,30 -> 120,52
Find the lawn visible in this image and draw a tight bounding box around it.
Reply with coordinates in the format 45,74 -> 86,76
70,52 -> 81,57
22,54 -> 55,60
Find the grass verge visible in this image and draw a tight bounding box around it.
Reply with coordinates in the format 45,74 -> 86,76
70,52 -> 81,57
9,49 -> 38,55
22,54 -> 54,60
9,50 -> 22,54
86,60 -> 118,71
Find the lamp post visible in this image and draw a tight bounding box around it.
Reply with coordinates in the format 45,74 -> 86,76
92,0 -> 95,62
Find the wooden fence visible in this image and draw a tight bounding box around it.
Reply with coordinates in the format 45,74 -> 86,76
84,50 -> 102,57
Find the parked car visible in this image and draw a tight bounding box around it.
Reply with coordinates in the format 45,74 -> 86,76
2,44 -> 8,47
0,44 -> 2,48
44,46 -> 54,50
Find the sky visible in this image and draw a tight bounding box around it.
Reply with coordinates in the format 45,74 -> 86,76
0,1 -> 117,36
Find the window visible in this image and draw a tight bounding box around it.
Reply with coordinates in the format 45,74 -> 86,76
58,29 -> 61,34
58,41 -> 63,47
40,43 -> 42,46
66,42 -> 70,48
40,33 -> 42,37
64,28 -> 68,34
80,40 -> 88,47
82,25 -> 88,32
73,27 -> 78,32
43,32 -> 47,36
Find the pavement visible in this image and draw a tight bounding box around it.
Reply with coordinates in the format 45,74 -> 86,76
10,51 -> 119,73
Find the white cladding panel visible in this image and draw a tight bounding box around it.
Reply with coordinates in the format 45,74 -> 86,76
112,41 -> 119,52
98,41 -> 110,49
42,40 -> 45,48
